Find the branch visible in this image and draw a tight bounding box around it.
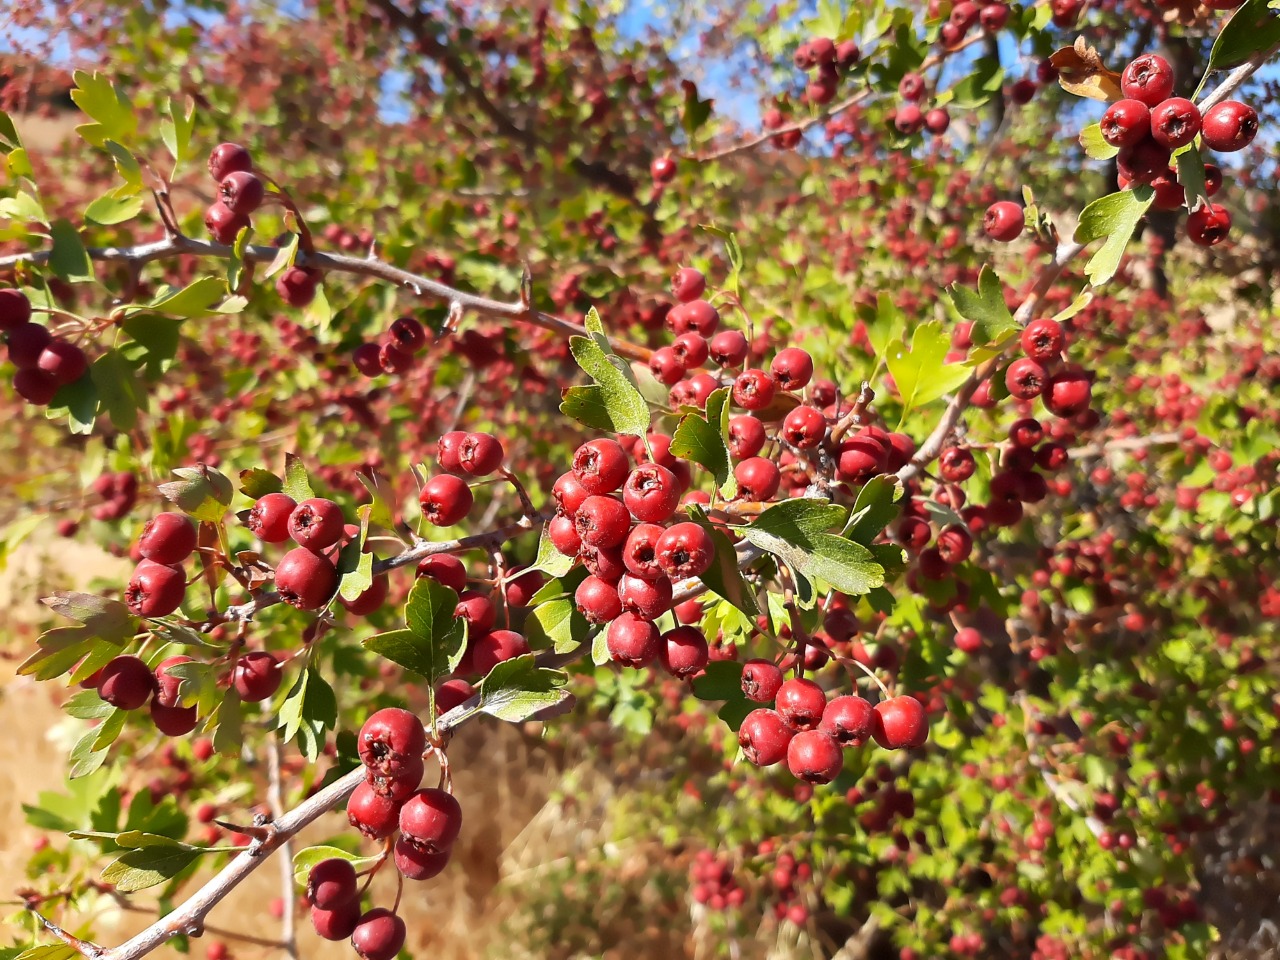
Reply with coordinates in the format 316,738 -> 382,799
1197,39 -> 1280,112
0,236 -> 654,363
265,740 -> 298,960
1067,431 -> 1180,460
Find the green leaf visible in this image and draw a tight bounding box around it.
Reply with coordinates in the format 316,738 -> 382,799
49,219 -> 94,283
265,233 -> 300,279
239,469 -> 283,499
85,192 -> 144,225
680,81 -> 714,140
103,141 -> 143,194
121,314 -> 181,377
68,726 -> 112,779
212,688 -> 243,756
943,57 -> 1004,109
476,654 -> 572,722
338,543 -> 374,603
885,321 -> 971,421
700,225 -> 745,295
141,277 -> 227,318
42,592 -> 135,641
70,72 -> 136,147
277,668 -> 337,762
102,844 -> 202,893
47,373 -> 97,434
692,659 -> 745,701
1078,122 -> 1120,161
531,523 -> 575,578
1175,145 -> 1210,212
0,189 -> 48,225
527,589 -> 589,655
159,97 -> 195,171
846,475 -> 903,544
356,473 -> 397,531
14,946 -> 78,960
90,349 -> 145,431
670,387 -> 735,497
856,293 -> 906,361
1208,0 -> 1280,70
742,499 -> 885,598
1074,187 -> 1154,286
559,308 -> 650,439
688,507 -> 758,617
158,465 -> 233,522
292,846 -> 382,888
947,265 -> 1017,348
363,578 -> 465,683
282,453 -> 315,502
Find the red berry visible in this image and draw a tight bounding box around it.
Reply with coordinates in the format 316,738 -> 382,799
458,432 -> 504,476
13,369 -> 56,405
247,492 -> 297,543
770,348 -> 814,390
776,677 -> 827,731
732,369 -> 777,411
341,574 -> 389,617
453,590 -> 496,633
936,524 -> 973,564
548,513 -> 581,556
388,315 -> 427,353
650,156 -> 677,184
1117,136 -> 1171,185
308,858 -> 359,910
734,457 -> 781,501
983,201 -> 1024,242
728,415 -> 766,459
1120,54 -> 1175,107
872,696 -> 929,749
436,431 -> 467,472
98,655 -> 156,710
955,627 -> 982,653
667,299 -> 720,336
416,553 -> 467,591
575,574 -> 622,624
939,447 -> 975,482
606,612 -> 662,667
204,202 -> 249,244
398,787 -> 463,852
655,522 -> 715,580
274,547 -> 339,610
276,266 -> 320,308
574,494 -> 630,549
672,332 -> 709,368
1149,97 -> 1200,149
552,471 -> 591,516
1200,100 -> 1257,152
504,569 -> 545,607
126,559 -> 187,617
0,288 -> 33,331
471,629 -> 530,674
37,340 -> 87,385
925,107 -> 951,135
359,707 -> 425,780
310,900 -> 361,941
1099,99 -> 1151,148
819,695 -> 874,746
232,651 -> 282,702
782,405 -> 826,449
419,475 -> 473,526
138,515 -> 198,571
378,342 -> 414,374
648,347 -> 686,385
7,322 -> 51,369
709,330 -> 749,368
393,838 -> 451,881
622,464 -> 680,522
1044,365 -> 1092,417
741,659 -> 784,702
738,708 -> 794,766
208,143 -> 253,182
623,523 -> 665,579
287,498 -> 345,551
1186,203 -> 1232,247
659,625 -> 709,678
618,572 -> 673,621
350,909 -> 406,960
572,439 -> 630,495
1020,317 -> 1064,362
218,170 -> 265,215
1005,357 -> 1046,400
787,730 -> 844,783
895,104 -> 925,135
671,267 -> 706,303
150,696 -> 197,735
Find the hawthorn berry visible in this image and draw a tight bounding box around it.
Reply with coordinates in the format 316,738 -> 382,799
782,405 -> 826,449
939,447 -> 976,482
1009,417 -> 1044,448
622,464 -> 680,522
925,107 -> 951,135
378,342 -> 414,374
341,574 -> 390,617
0,288 -> 32,330
775,677 -> 827,731
787,731 -> 844,783
98,655 -> 156,710
672,332 -> 709,368
436,431 -> 467,472
288,498 -> 345,551
572,438 -> 629,494
204,202 -> 249,244
1020,317 -> 1064,362
728,415 -> 766,459
575,574 -> 623,624
818,695 -> 874,746
983,201 -> 1024,242
311,901 -> 362,941
580,543 -> 625,582
742,659 -> 785,702
218,170 -> 266,215
1120,54 -> 1175,106
709,330 -> 749,367
388,315 -> 427,353
667,299 -> 720,336
416,553 -> 467,592
1005,357 -> 1046,400
504,569 -> 545,608
399,787 -> 463,852
359,708 -> 426,778
548,513 -> 582,556
606,612 -> 662,667
1186,203 -> 1231,247
552,471 -> 591,516
732,369 -> 777,411
37,340 -> 87,385
1099,99 -> 1150,148
771,347 -> 814,390
307,858 -> 359,910
1044,365 -> 1092,417
872,696 -> 929,749
655,522 -> 715,579
137,513 -> 197,566
454,590 -> 496,633
275,547 -> 339,609
394,838 -> 451,881
623,522 -> 665,579
13,368 -> 55,405
1200,100 -> 1257,152
458,432 -> 504,476
648,347 -> 685,385
232,651 -> 282,702
350,910 -> 406,960
7,322 -> 52,369
937,525 -> 973,564
208,142 -> 253,182
895,104 -> 925,135
471,629 -> 530,674
955,627 -> 982,653
618,572 -> 673,621
574,494 -> 631,549
1149,97 -> 1200,150
650,156 -> 677,184
126,559 -> 187,618
658,625 -> 709,678
671,267 -> 706,303
276,265 -> 320,308
735,457 -> 781,501
738,708 -> 793,766
419,475 -> 473,526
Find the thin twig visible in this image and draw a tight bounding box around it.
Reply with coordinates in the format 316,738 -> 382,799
265,739 -> 298,960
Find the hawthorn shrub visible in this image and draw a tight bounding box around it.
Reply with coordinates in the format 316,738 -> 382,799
2,2 -> 1280,959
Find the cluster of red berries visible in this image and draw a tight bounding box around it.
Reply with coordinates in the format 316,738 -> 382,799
88,470 -> 138,522
351,315 -> 429,378
203,143 -> 320,305
934,0 -> 1016,48
1099,53 -> 1256,246
1,288 -> 89,406
306,709 -> 460,955
890,71 -> 952,137
737,664 -> 928,784
689,849 -> 747,911
792,36 -> 862,106
1003,317 -> 1092,417
417,429 -> 508,528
